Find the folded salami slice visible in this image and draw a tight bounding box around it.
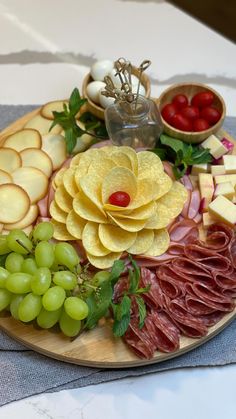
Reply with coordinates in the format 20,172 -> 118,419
140,268 -> 170,310
171,257 -> 215,285
198,223 -> 234,253
124,319 -> 156,359
198,311 -> 226,327
156,265 -> 186,299
149,310 -> 180,352
213,271 -> 236,291
186,283 -> 235,313
184,244 -> 232,272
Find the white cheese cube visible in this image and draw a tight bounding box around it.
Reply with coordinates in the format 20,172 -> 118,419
222,155 -> 236,174
191,164 -> 209,175
215,174 -> 236,187
202,212 -> 216,227
209,195 -> 236,226
214,181 -> 235,200
198,173 -> 214,212
201,134 -> 228,159
211,165 -> 225,176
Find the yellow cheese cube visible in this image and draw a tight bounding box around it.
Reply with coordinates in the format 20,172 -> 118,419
214,181 -> 235,200
198,173 -> 214,212
215,174 -> 236,187
191,164 -> 209,175
201,134 -> 228,159
202,212 -> 217,227
189,175 -> 198,189
211,165 -> 225,176
209,195 -> 236,226
222,155 -> 236,174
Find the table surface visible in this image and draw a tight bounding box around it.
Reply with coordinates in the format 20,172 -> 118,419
0,0 -> 236,417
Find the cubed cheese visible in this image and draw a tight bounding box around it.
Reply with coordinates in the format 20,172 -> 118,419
189,175 -> 198,189
209,195 -> 236,226
191,164 -> 209,175
211,165 -> 225,176
214,181 -> 235,200
201,134 -> 228,159
215,174 -> 236,187
202,212 -> 217,227
222,155 -> 236,174
198,173 -> 214,212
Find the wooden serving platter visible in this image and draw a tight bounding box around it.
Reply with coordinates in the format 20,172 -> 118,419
0,109 -> 235,369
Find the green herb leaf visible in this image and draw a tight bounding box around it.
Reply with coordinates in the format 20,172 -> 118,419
135,296 -> 147,329
109,260 -> 125,285
150,147 -> 167,160
128,256 -> 140,294
85,280 -> 113,330
112,295 -> 131,337
160,134 -> 184,154
64,128 -> 76,154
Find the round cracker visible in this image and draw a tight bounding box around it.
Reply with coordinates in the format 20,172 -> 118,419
41,100 -> 69,120
0,148 -> 22,173
66,210 -> 86,240
128,229 -> 154,255
20,148 -> 53,178
87,251 -> 122,269
99,223 -> 136,252
0,169 -> 12,184
0,184 -> 30,224
12,167 -> 48,204
4,204 -> 38,230
3,129 -> 42,152
24,114 -> 62,135
82,222 -> 110,256
144,229 -> 170,257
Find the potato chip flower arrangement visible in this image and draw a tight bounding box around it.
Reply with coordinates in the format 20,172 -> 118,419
50,146 -> 187,268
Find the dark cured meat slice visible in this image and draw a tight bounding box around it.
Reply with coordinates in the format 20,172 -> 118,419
185,283 -> 235,313
171,258 -> 215,285
197,223 -> 233,253
113,276 -> 129,303
185,295 -> 216,316
156,265 -> 186,299
197,311 -> 226,327
213,271 -> 236,291
184,244 -> 231,272
140,268 -> 170,310
167,299 -> 208,338
149,310 -> 180,352
124,320 -> 156,359
229,236 -> 236,269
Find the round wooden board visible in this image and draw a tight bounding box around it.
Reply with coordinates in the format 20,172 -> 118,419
0,108 -> 235,369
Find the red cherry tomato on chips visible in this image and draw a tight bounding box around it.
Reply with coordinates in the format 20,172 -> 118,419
109,191 -> 130,207
180,106 -> 200,121
172,94 -> 188,110
193,118 -> 210,132
191,91 -> 214,108
200,106 -> 221,125
161,103 -> 177,124
170,113 -> 193,131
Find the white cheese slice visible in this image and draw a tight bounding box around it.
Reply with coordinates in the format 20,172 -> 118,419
209,195 -> 236,225
215,174 -> 236,187
191,164 -> 209,175
222,155 -> 236,174
201,134 -> 228,159
202,212 -> 217,227
214,181 -> 235,200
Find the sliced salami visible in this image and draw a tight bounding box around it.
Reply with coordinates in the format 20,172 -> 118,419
184,244 -> 232,272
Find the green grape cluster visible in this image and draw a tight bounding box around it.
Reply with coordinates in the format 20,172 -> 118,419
0,222 -> 108,338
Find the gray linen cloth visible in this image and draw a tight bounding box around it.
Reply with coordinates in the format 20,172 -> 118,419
0,106 -> 235,406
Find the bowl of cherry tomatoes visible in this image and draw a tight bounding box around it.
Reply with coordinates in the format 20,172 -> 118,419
157,83 -> 226,143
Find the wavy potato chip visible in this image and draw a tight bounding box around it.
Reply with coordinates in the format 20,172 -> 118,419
66,210 -> 86,239
109,151 -> 133,171
144,229 -> 170,256
87,251 -> 122,269
63,167 -> 78,198
102,167 -> 137,204
158,181 -> 188,219
52,219 -> 76,241
137,151 -> 164,181
115,146 -> 138,175
82,222 -> 111,256
127,229 -> 154,254
54,185 -> 73,213
99,223 -> 136,252
49,200 -> 67,223
87,157 -> 115,179
108,212 -> 146,232
73,191 -> 107,224
79,174 -> 104,213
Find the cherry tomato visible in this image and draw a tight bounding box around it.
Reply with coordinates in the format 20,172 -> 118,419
191,91 -> 214,108
200,106 -> 221,125
161,103 -> 177,124
193,118 -> 210,132
170,113 -> 193,131
172,94 -> 188,110
180,106 -> 199,121
109,191 -> 130,207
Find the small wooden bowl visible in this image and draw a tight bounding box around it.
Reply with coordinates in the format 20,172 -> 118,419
82,66 -> 151,120
157,83 -> 226,144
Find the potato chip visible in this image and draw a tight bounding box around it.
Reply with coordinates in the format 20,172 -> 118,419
154,172 -> 173,200
145,202 -> 172,229
99,223 -> 136,252
144,229 -> 170,256
113,201 -> 156,220
54,167 -> 67,188
70,153 -> 82,167
73,192 -> 107,223
127,229 -> 154,255
49,200 -> 67,223
102,167 -> 137,204
137,151 -> 164,181
100,145 -> 118,155
158,181 -> 188,219
63,167 -> 78,197
82,222 -> 111,256
87,251 -> 122,269
79,174 -> 104,213
108,213 -> 146,232
54,185 -> 73,213
87,157 -> 115,179
116,146 -> 138,175
52,219 -> 76,241
109,151 -> 133,171
126,179 -> 156,210
66,209 -> 86,239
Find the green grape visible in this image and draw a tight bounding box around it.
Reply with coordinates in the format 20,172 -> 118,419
37,307 -> 62,329
22,258 -> 38,275
0,288 -> 12,311
5,252 -> 24,273
53,271 -> 77,290
92,271 -> 110,286
6,229 -> 33,255
54,243 -> 80,270
0,267 -> 9,288
59,310 -> 81,337
10,294 -> 24,320
64,296 -> 89,320
5,273 -> 32,294
0,236 -> 11,255
33,222 -> 54,241
42,286 -> 66,311
35,241 -> 54,268
31,267 -> 51,295
18,293 -> 42,322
